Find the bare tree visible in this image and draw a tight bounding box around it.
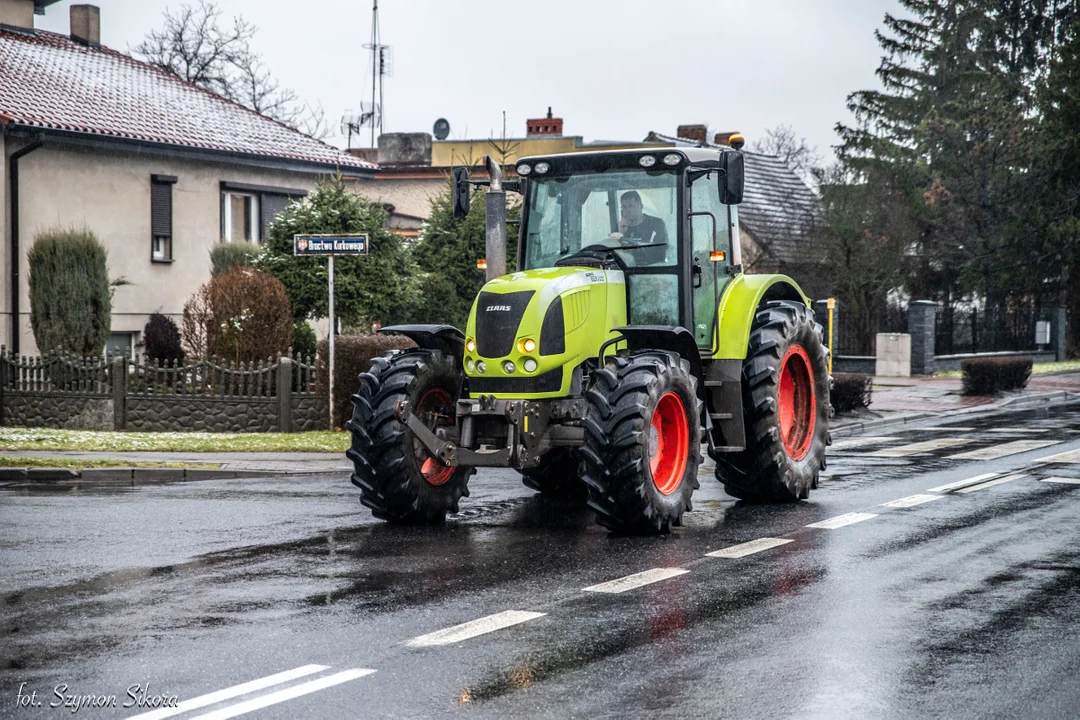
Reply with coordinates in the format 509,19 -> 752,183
751,124 -> 822,180
134,1 -> 331,140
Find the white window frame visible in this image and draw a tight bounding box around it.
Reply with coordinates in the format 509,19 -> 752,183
151,235 -> 171,261
222,191 -> 260,244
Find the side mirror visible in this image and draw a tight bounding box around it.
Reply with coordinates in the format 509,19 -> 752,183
719,151 -> 744,205
452,166 -> 471,218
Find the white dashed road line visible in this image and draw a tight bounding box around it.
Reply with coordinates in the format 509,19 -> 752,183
705,538 -> 793,558
862,438 -> 975,457
806,512 -> 878,529
1033,448 -> 1080,464
828,436 -> 898,451
881,494 -> 945,508
954,473 -> 1028,494
1040,477 -> 1080,485
188,669 -> 376,720
927,472 -> 1000,493
583,567 -> 690,594
128,665 -> 331,720
945,439 -> 1061,461
406,611 -> 546,647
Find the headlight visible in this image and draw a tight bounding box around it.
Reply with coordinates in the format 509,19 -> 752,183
466,338 -> 476,353
663,153 -> 682,166
638,155 -> 657,168
518,338 -> 536,353
516,164 -> 532,176
534,162 -> 550,174
503,360 -> 516,374
523,358 -> 538,373
477,361 -> 487,374
466,358 -> 475,372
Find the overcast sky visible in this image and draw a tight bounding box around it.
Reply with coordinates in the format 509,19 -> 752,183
36,0 -> 903,165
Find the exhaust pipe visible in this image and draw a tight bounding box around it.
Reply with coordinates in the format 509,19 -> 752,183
483,155 -> 506,281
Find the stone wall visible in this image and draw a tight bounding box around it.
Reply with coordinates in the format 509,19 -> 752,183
293,396 -> 328,432
125,397 -> 279,433
2,393 -> 113,430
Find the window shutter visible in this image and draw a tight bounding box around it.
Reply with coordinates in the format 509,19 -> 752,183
260,193 -> 294,238
151,181 -> 173,237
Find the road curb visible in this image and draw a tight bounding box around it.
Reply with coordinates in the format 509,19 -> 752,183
0,467 -> 296,484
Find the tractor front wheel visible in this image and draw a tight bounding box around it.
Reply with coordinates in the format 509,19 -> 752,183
580,351 -> 702,534
345,349 -> 474,523
718,300 -> 829,501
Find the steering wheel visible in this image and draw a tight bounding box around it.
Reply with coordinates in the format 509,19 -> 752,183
554,243 -> 628,271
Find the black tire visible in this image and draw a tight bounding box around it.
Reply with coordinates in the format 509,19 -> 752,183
345,349 -> 473,523
579,351 -> 703,534
520,449 -> 586,501
718,300 -> 829,502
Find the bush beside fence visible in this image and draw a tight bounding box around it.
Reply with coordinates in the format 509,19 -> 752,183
960,357 -> 1033,396
317,334 -> 416,429
831,373 -> 873,414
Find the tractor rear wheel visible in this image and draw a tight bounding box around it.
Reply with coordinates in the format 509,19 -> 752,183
718,300 -> 829,502
580,351 -> 702,534
345,349 -> 474,523
519,450 -> 586,502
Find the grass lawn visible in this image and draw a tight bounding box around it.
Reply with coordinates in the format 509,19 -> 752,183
933,358 -> 1080,379
0,456 -> 220,469
0,428 -> 349,453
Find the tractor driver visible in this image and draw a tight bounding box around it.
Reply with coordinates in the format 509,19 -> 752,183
608,190 -> 668,265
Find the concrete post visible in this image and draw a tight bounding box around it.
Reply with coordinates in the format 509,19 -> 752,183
111,355 -> 127,430
1050,306 -> 1068,362
277,356 -> 293,433
908,300 -> 938,375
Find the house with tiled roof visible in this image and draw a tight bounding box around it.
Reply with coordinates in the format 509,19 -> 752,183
1,0 -> 374,356
644,128 -> 821,287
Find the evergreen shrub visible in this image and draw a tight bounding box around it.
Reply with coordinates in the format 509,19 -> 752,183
28,227 -> 112,355
961,357 -> 1033,396
211,241 -> 261,276
143,312 -> 185,365
831,373 -> 873,414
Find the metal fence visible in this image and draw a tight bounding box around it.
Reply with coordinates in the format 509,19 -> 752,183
935,306 -> 1050,356
835,304 -> 908,356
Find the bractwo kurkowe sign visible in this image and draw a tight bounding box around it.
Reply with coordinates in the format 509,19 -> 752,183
293,235 -> 369,256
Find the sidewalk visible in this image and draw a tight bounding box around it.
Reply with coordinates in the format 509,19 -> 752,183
831,371 -> 1080,436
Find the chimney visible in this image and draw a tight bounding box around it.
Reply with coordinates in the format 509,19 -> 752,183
713,132 -> 735,146
677,124 -> 708,145
0,0 -> 35,30
527,107 -> 564,136
70,4 -> 99,47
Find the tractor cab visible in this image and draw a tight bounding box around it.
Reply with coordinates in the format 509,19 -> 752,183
512,147 -> 745,350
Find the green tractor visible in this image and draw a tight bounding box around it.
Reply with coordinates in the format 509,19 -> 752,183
346,145 -> 829,534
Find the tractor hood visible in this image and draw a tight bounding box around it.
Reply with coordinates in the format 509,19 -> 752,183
463,267 -> 628,398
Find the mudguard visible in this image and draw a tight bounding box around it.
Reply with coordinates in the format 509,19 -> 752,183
378,324 -> 465,359
713,274 -> 810,359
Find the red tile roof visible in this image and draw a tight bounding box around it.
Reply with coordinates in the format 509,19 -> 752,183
0,28 -> 374,171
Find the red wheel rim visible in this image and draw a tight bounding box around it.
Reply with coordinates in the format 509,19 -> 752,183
778,344 -> 816,461
649,391 -> 690,495
413,387 -> 455,486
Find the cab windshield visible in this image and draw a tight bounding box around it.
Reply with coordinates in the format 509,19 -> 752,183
522,169 -> 679,270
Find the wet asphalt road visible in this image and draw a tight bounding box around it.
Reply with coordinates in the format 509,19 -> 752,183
3,403 -> 1080,719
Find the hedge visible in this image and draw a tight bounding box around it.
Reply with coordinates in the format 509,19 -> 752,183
961,357 -> 1032,396
317,334 -> 416,429
831,373 -> 873,414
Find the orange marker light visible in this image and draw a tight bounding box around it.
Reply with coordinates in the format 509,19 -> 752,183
709,250 -> 726,263
477,258 -> 488,270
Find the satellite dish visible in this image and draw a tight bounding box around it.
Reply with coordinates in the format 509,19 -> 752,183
433,118 -> 450,140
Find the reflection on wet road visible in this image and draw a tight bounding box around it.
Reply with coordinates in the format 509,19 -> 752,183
3,403 -> 1080,718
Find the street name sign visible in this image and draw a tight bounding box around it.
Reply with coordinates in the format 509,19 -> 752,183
293,234 -> 368,255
